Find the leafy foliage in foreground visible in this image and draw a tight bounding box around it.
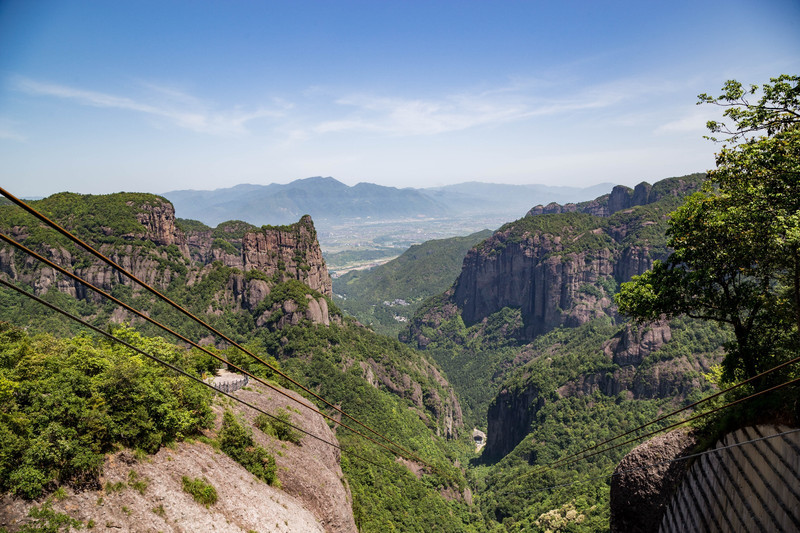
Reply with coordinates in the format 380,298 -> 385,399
619,76 -> 800,383
0,324 -> 215,499
0,195 -> 485,530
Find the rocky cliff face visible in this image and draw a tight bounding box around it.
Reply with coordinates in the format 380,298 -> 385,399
482,318 -> 720,460
241,216 -> 332,297
132,199 -> 186,247
408,174 -> 703,348
356,355 -> 464,439
0,193 -> 470,528
484,382 -> 545,461
0,195 -> 333,327
557,321 -> 719,400
406,175 -> 713,461
453,230 -> 619,339
526,175 -> 702,218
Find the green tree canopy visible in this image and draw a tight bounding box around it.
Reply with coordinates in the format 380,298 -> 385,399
617,75 -> 800,382
698,74 -> 800,142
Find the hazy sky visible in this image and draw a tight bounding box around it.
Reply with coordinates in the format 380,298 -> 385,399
1,1 -> 798,197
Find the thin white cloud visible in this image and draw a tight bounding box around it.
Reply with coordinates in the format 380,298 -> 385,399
12,73 -> 691,143
0,119 -> 26,142
133,80 -> 207,107
312,92 -> 537,136
14,76 -> 283,136
309,77 -> 673,138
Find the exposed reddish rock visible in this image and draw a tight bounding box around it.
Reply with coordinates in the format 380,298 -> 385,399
255,295 -> 338,329
242,216 -> 332,297
131,199 -> 185,247
0,196 -> 333,326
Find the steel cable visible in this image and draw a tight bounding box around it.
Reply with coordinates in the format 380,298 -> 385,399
498,427 -> 800,496
0,276 -> 393,473
0,231 -> 432,467
528,351 -> 800,477
0,186 -> 435,470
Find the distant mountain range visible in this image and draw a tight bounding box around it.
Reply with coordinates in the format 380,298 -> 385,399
162,177 -> 614,227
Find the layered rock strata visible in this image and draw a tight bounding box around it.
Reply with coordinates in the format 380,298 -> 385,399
407,174 -> 704,347
0,196 -> 332,324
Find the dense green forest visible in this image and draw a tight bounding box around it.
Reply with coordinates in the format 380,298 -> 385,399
467,317 -> 729,530
0,181 -> 755,532
0,324 -> 215,499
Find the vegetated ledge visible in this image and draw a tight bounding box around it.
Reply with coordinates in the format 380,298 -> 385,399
0,380 -> 358,533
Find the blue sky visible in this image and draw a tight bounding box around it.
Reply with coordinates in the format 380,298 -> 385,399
1,0 -> 798,197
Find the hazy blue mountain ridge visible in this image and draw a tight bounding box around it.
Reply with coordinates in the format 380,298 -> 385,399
163,177 -> 615,227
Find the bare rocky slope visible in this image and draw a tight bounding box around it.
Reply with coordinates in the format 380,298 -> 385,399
0,380 -> 356,533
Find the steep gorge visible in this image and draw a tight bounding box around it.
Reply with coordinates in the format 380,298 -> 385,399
399,175 -> 730,529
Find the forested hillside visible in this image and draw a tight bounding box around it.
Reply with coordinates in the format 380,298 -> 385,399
400,174 -> 737,529
2,76 -> 797,531
0,192 -> 485,532
404,175 -> 708,422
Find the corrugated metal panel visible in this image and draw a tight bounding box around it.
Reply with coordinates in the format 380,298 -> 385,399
659,425 -> 800,533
